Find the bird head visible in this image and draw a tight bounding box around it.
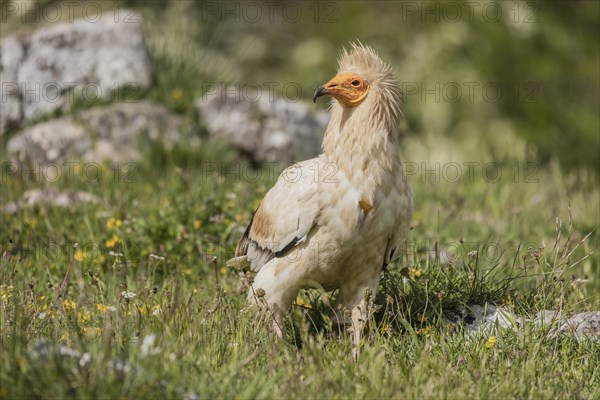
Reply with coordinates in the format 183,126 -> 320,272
313,72 -> 370,108
313,42 -> 402,120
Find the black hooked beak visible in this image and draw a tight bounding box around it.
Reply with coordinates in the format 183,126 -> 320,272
313,86 -> 329,103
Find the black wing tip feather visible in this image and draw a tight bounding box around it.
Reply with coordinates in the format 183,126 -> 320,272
235,217 -> 254,257
274,236 -> 300,258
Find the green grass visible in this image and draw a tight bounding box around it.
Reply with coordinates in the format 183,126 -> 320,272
1,139 -> 598,399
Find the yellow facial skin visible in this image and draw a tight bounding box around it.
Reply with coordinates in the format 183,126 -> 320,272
314,73 -> 370,107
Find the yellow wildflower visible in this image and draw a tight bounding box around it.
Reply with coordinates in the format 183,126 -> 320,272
39,304 -> 55,319
193,219 -> 202,229
77,310 -> 92,325
294,296 -> 312,309
73,249 -> 86,262
105,234 -> 120,248
137,303 -> 161,316
152,304 -> 161,316
220,266 -> 227,275
62,299 -> 77,312
97,303 -> 109,313
82,327 -> 102,339
485,336 -> 497,349
106,217 -> 123,230
171,87 -> 184,101
408,268 -> 422,278
416,326 -> 432,337
380,323 -> 392,335
136,304 -> 151,315
0,285 -> 14,302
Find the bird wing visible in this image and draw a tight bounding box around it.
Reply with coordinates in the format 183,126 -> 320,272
233,158 -> 322,272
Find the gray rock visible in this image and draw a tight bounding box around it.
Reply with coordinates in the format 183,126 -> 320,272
561,311 -> 600,341
449,304 -> 600,342
29,341 -> 91,369
30,340 -> 84,360
7,117 -> 89,164
75,101 -> 192,163
196,88 -> 327,164
532,310 -> 600,341
0,11 -> 152,133
7,101 -> 194,165
2,188 -> 100,213
450,304 -> 519,333
0,36 -> 25,132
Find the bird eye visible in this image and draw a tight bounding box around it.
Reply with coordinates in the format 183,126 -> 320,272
351,79 -> 361,87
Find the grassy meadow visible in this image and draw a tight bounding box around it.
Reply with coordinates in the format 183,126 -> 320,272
1,1 -> 599,399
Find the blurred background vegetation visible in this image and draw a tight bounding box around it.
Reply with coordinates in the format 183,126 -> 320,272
1,8 -> 600,393
2,0 -> 598,173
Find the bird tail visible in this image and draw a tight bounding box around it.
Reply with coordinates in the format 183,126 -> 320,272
225,255 -> 251,270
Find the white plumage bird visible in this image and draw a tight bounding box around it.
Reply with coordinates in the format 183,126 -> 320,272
230,43 -> 413,356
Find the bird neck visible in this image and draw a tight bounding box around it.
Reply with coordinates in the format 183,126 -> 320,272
322,102 -> 401,192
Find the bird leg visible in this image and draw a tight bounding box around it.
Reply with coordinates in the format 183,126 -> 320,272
337,285 -> 377,362
352,300 -> 366,362
351,298 -> 369,362
248,258 -> 302,340
250,293 -> 286,339
272,310 -> 285,339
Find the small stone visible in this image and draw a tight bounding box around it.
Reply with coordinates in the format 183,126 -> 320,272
7,101 -> 196,166
1,188 -> 99,213
1,11 -> 152,133
196,88 -> 327,165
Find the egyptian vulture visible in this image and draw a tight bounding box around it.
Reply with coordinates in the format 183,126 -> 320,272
230,43 -> 413,356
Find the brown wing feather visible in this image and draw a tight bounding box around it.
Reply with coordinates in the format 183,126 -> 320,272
235,205 -> 304,271
235,216 -> 254,257
231,158 -> 323,272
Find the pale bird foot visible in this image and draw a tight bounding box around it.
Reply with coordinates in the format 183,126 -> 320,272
352,347 -> 360,362
273,317 -> 284,339
352,338 -> 362,362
